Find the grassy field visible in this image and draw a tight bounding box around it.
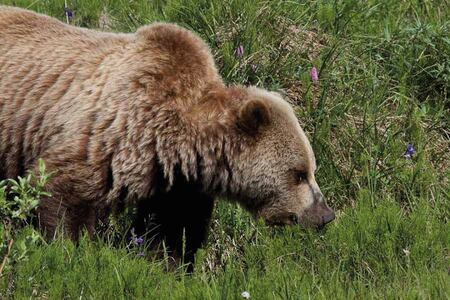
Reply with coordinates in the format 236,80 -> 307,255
1,0 -> 449,299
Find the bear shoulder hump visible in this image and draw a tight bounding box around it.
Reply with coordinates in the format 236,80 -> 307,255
134,23 -> 218,78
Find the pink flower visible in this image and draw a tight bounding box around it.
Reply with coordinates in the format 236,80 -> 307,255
310,67 -> 319,82
235,45 -> 244,59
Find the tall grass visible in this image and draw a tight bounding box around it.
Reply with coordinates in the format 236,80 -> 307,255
0,0 -> 449,299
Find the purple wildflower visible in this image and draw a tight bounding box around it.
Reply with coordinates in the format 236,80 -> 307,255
134,236 -> 144,246
310,67 -> 319,83
403,143 -> 416,159
64,7 -> 73,23
251,64 -> 257,73
137,251 -> 145,257
235,45 -> 244,59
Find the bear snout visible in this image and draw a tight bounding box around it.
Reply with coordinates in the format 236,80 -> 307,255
302,200 -> 335,229
321,208 -> 335,225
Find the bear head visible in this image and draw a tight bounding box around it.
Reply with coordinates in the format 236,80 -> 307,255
231,87 -> 335,230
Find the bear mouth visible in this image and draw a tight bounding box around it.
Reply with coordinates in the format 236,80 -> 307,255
264,211 -> 335,230
264,212 -> 298,226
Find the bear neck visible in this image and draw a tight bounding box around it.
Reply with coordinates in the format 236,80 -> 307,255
154,85 -> 248,198
155,109 -> 245,197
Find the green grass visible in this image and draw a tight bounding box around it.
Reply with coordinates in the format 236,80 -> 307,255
0,0 -> 449,299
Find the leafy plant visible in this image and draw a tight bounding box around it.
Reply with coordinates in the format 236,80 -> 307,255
0,159 -> 50,278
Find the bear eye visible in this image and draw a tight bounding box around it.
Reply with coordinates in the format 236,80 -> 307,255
293,170 -> 307,184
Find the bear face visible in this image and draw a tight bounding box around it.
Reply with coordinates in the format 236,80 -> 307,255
233,87 -> 335,229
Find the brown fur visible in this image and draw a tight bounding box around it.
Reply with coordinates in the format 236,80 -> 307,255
0,6 -> 334,263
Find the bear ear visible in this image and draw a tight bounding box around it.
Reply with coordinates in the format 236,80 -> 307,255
237,99 -> 271,134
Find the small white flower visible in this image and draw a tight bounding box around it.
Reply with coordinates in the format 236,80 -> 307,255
241,291 -> 250,299
403,249 -> 411,257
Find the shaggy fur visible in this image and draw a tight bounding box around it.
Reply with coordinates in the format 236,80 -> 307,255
0,6 -> 334,264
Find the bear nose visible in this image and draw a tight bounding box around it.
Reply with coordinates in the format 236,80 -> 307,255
322,210 -> 335,225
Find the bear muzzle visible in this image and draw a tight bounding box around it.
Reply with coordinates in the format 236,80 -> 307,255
301,199 -> 335,230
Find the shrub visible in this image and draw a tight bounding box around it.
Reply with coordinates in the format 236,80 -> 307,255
0,159 -> 50,278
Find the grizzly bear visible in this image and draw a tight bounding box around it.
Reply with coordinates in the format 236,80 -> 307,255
0,6 -> 335,264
